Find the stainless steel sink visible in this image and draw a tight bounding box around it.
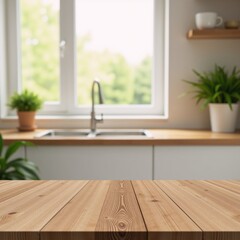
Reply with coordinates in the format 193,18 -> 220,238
35,129 -> 152,138
35,129 -> 90,138
94,130 -> 152,138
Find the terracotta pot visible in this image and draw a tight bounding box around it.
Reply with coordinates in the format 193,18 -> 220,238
17,111 -> 37,131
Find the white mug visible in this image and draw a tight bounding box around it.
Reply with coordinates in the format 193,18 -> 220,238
195,12 -> 223,30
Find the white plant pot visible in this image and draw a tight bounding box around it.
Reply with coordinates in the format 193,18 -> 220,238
209,103 -> 239,133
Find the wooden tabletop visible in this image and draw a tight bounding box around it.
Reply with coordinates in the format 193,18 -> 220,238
0,180 -> 240,240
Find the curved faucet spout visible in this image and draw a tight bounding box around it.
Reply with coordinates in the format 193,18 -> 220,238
91,80 -> 104,112
91,79 -> 104,132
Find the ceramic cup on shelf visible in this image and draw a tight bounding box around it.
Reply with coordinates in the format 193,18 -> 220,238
195,12 -> 223,30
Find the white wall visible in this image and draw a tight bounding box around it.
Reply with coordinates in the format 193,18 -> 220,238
168,0 -> 240,129
0,0 -> 240,130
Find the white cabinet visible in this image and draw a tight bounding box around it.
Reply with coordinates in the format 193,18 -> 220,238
27,146 -> 152,180
27,144 -> 240,180
3,146 -> 25,159
154,146 -> 240,180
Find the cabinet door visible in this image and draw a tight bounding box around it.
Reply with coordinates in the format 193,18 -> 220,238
27,146 -> 152,180
154,146 -> 240,180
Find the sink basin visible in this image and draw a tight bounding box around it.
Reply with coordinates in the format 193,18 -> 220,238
35,129 -> 90,138
94,130 -> 152,138
35,129 -> 152,138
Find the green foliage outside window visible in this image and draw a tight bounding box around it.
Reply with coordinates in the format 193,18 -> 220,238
21,0 -> 60,102
21,0 -> 151,105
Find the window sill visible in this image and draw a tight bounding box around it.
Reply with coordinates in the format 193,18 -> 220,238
0,115 -> 168,129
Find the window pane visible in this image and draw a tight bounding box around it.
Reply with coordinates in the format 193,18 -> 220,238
20,0 -> 60,102
76,0 -> 153,105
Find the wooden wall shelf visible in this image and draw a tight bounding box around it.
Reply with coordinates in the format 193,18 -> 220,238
187,29 -> 240,39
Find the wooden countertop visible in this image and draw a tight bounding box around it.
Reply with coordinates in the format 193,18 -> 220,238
0,180 -> 239,240
1,129 -> 240,145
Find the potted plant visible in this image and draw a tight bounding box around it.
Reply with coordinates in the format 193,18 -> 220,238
8,90 -> 43,131
0,134 -> 40,180
184,65 -> 240,132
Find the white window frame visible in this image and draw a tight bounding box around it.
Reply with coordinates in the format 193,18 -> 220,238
0,0 -> 7,118
4,0 -> 169,117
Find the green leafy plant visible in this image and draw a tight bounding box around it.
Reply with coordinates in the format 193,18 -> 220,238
184,65 -> 240,110
0,134 -> 40,180
8,90 -> 43,112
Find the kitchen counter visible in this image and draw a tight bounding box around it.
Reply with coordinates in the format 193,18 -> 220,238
1,129 -> 240,145
0,180 -> 239,240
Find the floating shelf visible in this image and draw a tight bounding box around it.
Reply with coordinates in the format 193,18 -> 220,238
187,29 -> 240,39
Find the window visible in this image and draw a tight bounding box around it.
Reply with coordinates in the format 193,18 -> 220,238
6,0 -> 168,116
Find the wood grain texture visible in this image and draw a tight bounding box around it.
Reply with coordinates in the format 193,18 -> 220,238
0,232 -> 39,240
0,181 -> 9,185
0,180 -> 88,240
95,181 -> 146,240
132,180 -> 202,240
204,232 -> 240,240
156,180 -> 240,240
41,180 -> 111,240
2,129 -> 240,146
0,180 -> 43,203
180,181 -> 240,221
207,180 -> 240,195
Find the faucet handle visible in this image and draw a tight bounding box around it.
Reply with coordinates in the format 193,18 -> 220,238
100,113 -> 104,122
96,113 -> 104,123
